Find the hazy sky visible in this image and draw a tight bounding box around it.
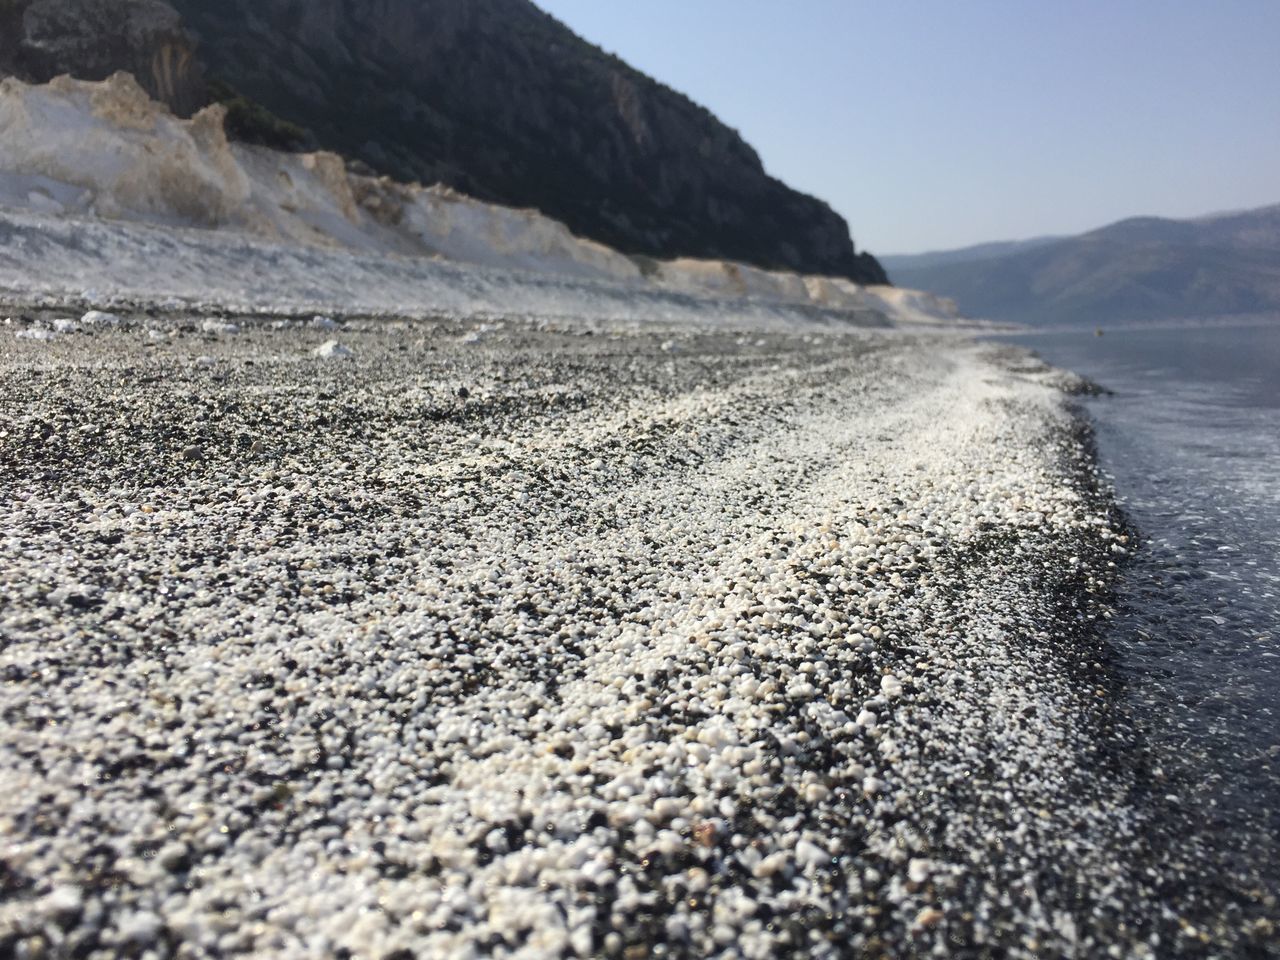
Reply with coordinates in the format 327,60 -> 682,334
533,1 -> 1280,255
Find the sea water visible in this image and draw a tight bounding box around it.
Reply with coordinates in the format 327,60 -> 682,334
1002,320 -> 1280,900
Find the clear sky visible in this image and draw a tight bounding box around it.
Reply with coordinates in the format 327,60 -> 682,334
532,1 -> 1280,255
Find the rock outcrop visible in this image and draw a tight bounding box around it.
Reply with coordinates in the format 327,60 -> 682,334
0,72 -> 246,225
0,73 -> 645,281
0,0 -> 205,115
0,74 -> 931,321
0,0 -> 888,284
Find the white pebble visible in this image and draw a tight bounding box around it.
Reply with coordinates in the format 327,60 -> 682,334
795,838 -> 829,870
314,340 -> 354,359
908,857 -> 933,884
117,910 -> 163,944
42,885 -> 83,917
80,309 -> 122,326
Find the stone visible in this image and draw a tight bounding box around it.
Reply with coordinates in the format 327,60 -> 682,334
313,340 -> 353,359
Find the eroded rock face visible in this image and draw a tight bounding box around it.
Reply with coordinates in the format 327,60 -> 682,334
170,0 -> 888,284
0,73 -> 648,282
0,72 -> 248,225
0,0 -> 205,115
0,0 -> 888,283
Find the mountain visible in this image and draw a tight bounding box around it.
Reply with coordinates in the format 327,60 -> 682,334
880,235 -> 1063,271
0,0 -> 887,285
885,205 -> 1280,326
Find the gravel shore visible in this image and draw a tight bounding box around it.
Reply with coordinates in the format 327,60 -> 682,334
0,312 -> 1227,957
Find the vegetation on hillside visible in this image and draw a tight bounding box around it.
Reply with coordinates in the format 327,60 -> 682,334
206,78 -> 310,152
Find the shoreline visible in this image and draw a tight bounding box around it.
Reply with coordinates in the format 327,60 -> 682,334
1000,329 -> 1280,954
0,309 -> 1244,957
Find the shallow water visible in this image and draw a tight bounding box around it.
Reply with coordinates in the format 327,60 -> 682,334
1001,320 -> 1280,893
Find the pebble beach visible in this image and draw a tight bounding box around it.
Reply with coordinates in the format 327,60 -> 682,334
0,311 -> 1243,958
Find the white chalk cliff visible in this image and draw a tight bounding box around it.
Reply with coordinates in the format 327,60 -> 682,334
0,72 -> 962,325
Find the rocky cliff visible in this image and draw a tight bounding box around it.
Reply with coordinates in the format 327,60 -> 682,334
0,0 -> 205,115
2,72 -> 907,317
0,0 -> 887,284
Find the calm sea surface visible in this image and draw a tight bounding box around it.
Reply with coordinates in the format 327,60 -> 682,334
1000,320 -> 1280,899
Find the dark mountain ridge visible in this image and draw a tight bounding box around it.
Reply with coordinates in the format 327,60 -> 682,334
0,0 -> 887,284
886,204 -> 1280,326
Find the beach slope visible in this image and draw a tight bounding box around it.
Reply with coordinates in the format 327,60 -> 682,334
0,313 -> 1160,958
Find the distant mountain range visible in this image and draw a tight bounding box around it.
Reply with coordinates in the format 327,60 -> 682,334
882,204 -> 1280,326
0,0 -> 887,285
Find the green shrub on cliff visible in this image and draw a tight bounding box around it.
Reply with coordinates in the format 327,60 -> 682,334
207,78 -> 309,152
